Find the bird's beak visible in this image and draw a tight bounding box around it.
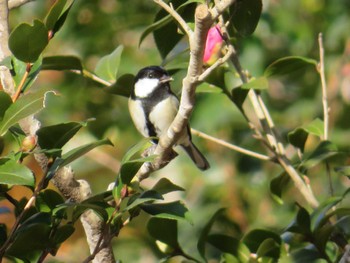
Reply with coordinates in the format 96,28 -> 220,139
159,75 -> 173,84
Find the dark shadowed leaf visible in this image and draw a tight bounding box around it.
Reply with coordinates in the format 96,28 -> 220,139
152,178 -> 184,195
52,224 -> 75,244
270,172 -> 290,205
286,206 -> 311,236
125,190 -> 163,211
9,20 -> 48,63
230,0 -> 262,37
105,73 -> 134,97
256,238 -> 281,259
207,234 -> 240,256
243,229 -> 281,254
197,208 -> 226,260
0,89 -> 54,136
288,128 -> 308,152
95,45 -> 124,83
231,87 -> 249,112
147,217 -> 179,248
42,55 -> 83,71
0,159 -> 34,187
0,92 -> 12,121
140,201 -> 191,223
264,56 -> 317,77
36,189 -> 65,213
120,155 -> 155,185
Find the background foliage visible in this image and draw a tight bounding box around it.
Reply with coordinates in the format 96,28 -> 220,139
0,0 -> 350,262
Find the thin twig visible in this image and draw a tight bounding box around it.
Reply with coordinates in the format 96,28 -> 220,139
318,33 -> 329,141
191,128 -> 271,161
12,63 -> 31,102
71,69 -> 112,87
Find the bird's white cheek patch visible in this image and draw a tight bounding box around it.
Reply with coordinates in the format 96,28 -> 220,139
134,78 -> 159,98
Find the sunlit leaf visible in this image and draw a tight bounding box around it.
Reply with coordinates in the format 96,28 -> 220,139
241,76 -> 269,90
264,56 -> 317,77
152,178 -> 184,195
147,217 -> 179,248
0,89 -> 54,136
95,45 -> 124,83
0,159 -> 34,187
9,20 -> 48,63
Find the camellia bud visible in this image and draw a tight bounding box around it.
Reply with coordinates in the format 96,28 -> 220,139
21,135 -> 37,152
203,25 -> 224,66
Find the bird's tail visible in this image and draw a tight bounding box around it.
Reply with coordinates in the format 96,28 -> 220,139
181,141 -> 210,170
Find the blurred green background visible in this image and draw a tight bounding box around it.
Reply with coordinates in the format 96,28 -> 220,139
6,0 -> 350,261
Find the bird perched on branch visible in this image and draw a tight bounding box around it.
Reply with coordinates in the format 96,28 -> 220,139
128,66 -> 210,170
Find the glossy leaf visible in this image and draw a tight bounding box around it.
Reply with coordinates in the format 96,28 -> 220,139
9,20 -> 49,63
300,141 -> 339,172
256,238 -> 281,259
95,45 -> 124,83
36,122 -> 85,151
264,56 -> 317,77
197,208 -> 226,260
36,189 -> 65,213
241,76 -> 269,90
152,178 -> 184,195
45,0 -> 67,30
105,73 -> 134,97
42,55 -> 83,71
243,229 -> 281,254
0,89 -> 54,136
0,92 -> 12,121
147,217 -> 179,248
0,159 -> 34,187
140,200 -> 192,223
207,234 -> 240,256
230,0 -> 262,37
270,173 -> 290,205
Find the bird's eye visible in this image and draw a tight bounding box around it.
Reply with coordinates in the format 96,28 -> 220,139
148,73 -> 154,78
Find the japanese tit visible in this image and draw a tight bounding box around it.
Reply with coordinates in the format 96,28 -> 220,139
128,66 -> 210,171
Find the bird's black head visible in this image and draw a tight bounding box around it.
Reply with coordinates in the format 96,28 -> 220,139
132,66 -> 173,99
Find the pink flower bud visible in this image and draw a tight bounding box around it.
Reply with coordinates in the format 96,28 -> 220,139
203,25 -> 224,66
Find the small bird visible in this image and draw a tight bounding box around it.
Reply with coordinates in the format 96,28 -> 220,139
128,66 -> 210,170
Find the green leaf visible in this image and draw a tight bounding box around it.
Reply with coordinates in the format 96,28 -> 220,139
152,178 -> 185,195
140,201 -> 192,223
36,122 -> 85,152
197,208 -> 226,260
270,173 -> 290,205
60,138 -> 113,167
207,234 -> 240,256
264,56 -> 318,77
105,73 -> 134,97
148,217 -> 179,252
42,55 -> 83,71
311,196 -> 343,230
0,89 -> 54,136
286,206 -> 311,236
36,189 -> 65,213
231,87 -> 249,112
95,45 -> 124,83
122,138 -> 153,163
313,224 -> 334,253
0,92 -> 12,121
9,20 -> 49,63
334,166 -> 350,178
300,141 -> 339,172
52,224 -> 75,244
196,82 -> 223,94
0,159 -> 34,187
242,229 -> 281,254
45,0 -> 74,35
241,77 -> 269,90
120,156 -> 155,185
256,238 -> 281,259
125,190 -> 163,211
288,128 -> 308,152
230,0 -> 262,37
303,118 -> 324,137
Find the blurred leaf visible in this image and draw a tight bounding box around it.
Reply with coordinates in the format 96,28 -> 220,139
36,189 -> 65,213
302,118 -> 324,137
198,208 -> 226,260
51,0 -> 74,35
37,121 -> 85,152
147,217 -> 179,248
0,56 -> 13,69
152,178 -> 184,195
311,196 -> 343,230
196,82 -> 223,93
9,20 -> 48,63
0,89 -> 54,136
0,92 -> 12,121
231,87 -> 249,112
241,76 -> 269,90
313,224 -> 334,253
334,166 -> 350,178
0,224 -> 7,247
230,0 -> 262,37
316,208 -> 350,233
288,128 -> 308,152
264,56 -> 317,77
95,45 -> 124,83
60,138 -> 113,167
243,229 -> 281,254
207,234 -> 240,256
270,173 -> 290,205
286,206 -> 311,236
291,247 -> 322,262
42,55 -> 83,71
45,0 -> 67,30
300,141 -> 339,172
105,73 -> 134,97
52,224 -> 75,245
0,159 -> 34,187
256,238 -> 281,260
140,201 -> 192,223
